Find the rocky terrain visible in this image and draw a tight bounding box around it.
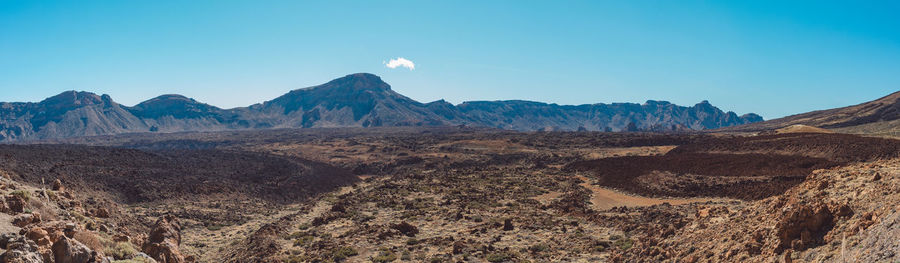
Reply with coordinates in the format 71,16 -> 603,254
0,126 -> 895,262
0,73 -> 761,142
616,157 -> 900,262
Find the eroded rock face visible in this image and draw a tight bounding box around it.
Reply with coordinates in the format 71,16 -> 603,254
1,235 -> 45,263
774,201 -> 836,252
143,215 -> 185,263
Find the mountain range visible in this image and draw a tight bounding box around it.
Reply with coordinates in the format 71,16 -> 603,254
0,73 -> 762,142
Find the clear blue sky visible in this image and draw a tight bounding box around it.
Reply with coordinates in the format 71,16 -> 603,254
2,0 -> 899,119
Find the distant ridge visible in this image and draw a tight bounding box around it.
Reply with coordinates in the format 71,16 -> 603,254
722,90 -> 900,134
0,73 -> 762,141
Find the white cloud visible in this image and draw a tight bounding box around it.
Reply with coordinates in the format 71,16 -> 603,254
384,57 -> 415,70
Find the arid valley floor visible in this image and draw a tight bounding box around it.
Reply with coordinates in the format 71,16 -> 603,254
0,127 -> 897,262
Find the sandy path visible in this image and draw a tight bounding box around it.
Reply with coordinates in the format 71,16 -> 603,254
576,175 -> 719,210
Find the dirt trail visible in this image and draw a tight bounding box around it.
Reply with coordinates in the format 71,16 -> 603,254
576,175 -> 720,210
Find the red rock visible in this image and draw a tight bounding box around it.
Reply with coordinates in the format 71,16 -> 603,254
24,228 -> 48,245
12,214 -> 35,228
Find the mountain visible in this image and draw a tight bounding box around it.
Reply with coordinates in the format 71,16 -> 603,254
246,73 -> 450,128
0,73 -> 762,142
723,90 -> 900,134
0,91 -> 147,141
455,99 -> 761,132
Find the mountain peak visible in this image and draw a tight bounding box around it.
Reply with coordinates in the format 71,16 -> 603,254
39,91 -> 107,109
156,94 -> 192,100
130,94 -> 222,119
140,94 -> 197,104
42,90 -> 102,103
321,73 -> 390,91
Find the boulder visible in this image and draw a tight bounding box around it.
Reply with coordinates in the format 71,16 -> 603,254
147,216 -> 181,245
143,241 -> 184,263
12,214 -> 35,228
6,195 -> 25,214
52,179 -> 64,192
24,227 -> 50,247
52,236 -> 103,263
48,230 -> 65,244
143,215 -> 185,263
390,221 -> 418,237
94,208 -> 109,218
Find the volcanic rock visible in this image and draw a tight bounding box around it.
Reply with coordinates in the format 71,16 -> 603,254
143,215 -> 185,263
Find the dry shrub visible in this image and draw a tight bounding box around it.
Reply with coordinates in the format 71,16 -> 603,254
11,190 -> 30,202
74,231 -> 104,252
105,241 -> 139,260
34,203 -> 59,221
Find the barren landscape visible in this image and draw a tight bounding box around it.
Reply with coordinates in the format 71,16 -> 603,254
4,1 -> 900,262
0,124 -> 897,262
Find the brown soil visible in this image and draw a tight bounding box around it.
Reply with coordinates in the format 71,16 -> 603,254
575,175 -> 723,210
568,152 -> 838,200
775,124 -> 834,134
671,133 -> 900,163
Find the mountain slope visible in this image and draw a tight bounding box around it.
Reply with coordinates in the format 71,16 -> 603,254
0,73 -> 762,142
723,90 -> 900,133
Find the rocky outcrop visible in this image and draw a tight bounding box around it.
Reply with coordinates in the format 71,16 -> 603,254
773,201 -> 836,252
143,215 -> 185,263
0,235 -> 44,263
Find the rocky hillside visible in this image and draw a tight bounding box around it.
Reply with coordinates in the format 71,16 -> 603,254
723,90 -> 900,134
617,157 -> 900,262
0,73 -> 762,142
0,168 -> 189,263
